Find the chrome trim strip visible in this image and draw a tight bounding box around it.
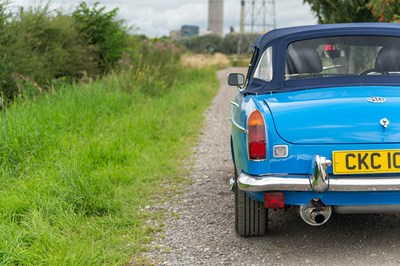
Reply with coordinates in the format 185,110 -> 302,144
329,178 -> 400,191
238,172 -> 400,192
230,103 -> 246,132
238,173 -> 312,192
230,101 -> 239,107
231,117 -> 246,132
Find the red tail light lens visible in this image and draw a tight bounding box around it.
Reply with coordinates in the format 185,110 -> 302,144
264,192 -> 285,209
248,110 -> 266,160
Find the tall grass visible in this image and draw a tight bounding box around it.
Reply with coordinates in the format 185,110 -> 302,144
0,67 -> 218,265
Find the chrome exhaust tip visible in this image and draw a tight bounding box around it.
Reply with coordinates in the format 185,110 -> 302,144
300,199 -> 332,226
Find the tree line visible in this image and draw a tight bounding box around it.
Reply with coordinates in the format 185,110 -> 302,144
180,33 -> 260,55
304,0 -> 400,23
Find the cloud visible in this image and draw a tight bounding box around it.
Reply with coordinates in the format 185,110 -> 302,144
275,1 -> 317,28
124,2 -> 207,36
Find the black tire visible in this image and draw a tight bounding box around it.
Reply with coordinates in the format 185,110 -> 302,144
234,167 -> 268,236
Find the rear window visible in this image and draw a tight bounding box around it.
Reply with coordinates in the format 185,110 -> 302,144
285,36 -> 400,80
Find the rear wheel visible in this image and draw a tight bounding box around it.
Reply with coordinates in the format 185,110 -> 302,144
234,167 -> 268,236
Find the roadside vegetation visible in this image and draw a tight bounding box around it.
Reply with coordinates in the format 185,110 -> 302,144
0,1 -> 128,101
0,66 -> 217,265
0,1 -> 219,265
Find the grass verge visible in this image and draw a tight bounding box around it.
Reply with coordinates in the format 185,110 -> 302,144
0,67 -> 218,265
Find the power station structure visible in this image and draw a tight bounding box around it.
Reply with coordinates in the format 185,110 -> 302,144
208,0 -> 224,36
207,0 -> 276,37
240,0 -> 276,33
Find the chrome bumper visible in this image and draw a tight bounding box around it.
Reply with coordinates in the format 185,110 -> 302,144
238,173 -> 400,192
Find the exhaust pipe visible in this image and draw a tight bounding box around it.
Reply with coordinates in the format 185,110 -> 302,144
300,199 -> 332,226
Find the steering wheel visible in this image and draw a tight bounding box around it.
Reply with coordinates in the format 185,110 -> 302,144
360,69 -> 384,75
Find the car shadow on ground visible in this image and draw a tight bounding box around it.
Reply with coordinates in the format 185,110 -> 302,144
248,207 -> 400,263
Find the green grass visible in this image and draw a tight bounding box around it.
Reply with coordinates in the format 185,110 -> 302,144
0,67 -> 218,265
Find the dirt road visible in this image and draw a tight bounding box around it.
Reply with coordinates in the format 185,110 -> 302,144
146,68 -> 400,265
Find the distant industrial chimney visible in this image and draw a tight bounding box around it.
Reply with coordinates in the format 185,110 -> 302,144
208,0 -> 224,36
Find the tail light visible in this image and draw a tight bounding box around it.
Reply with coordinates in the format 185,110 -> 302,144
264,192 -> 285,209
248,110 -> 266,160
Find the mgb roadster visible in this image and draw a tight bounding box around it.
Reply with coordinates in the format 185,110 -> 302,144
229,23 -> 400,236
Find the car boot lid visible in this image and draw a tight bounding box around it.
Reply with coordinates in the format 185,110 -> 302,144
264,86 -> 400,144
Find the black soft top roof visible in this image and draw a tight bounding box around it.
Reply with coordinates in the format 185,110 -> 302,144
247,23 -> 400,94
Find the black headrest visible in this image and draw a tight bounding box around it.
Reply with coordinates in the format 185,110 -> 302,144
286,46 -> 322,74
375,47 -> 400,73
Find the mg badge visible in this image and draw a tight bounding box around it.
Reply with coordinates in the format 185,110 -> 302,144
368,97 -> 386,103
380,118 -> 390,128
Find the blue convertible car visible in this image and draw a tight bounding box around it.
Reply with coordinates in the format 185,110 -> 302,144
228,23 -> 400,236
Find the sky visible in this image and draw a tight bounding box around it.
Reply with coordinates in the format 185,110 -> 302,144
13,0 -> 317,37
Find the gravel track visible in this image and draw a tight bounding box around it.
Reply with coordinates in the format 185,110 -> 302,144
145,67 -> 400,266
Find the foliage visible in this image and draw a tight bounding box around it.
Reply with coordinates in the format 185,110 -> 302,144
0,66 -> 218,264
222,33 -> 259,54
0,2 -> 20,100
180,33 -> 260,55
0,1 -> 131,101
369,0 -> 400,22
303,0 -> 374,23
180,34 -> 223,54
120,39 -> 182,96
12,5 -> 99,87
73,1 -> 129,73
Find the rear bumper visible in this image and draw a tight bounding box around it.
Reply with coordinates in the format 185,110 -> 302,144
238,172 -> 400,192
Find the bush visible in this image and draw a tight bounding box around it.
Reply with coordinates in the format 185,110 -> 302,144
13,6 -> 100,86
221,33 -> 260,54
118,39 -> 182,96
0,1 -> 131,101
180,33 -> 260,55
0,3 -> 101,100
0,3 -> 23,99
180,34 -> 223,54
73,1 -> 129,73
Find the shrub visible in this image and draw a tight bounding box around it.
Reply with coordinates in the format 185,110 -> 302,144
0,3 -> 102,100
0,2 -> 23,99
73,1 -> 129,73
13,6 -> 100,86
0,1 -> 132,101
129,39 -> 182,96
180,34 -> 223,54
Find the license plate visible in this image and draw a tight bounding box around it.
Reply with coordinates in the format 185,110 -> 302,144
332,150 -> 400,175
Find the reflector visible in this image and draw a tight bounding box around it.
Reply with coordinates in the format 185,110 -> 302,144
264,192 -> 285,209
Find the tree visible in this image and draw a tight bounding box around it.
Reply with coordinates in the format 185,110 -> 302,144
222,33 -> 259,54
369,0 -> 400,22
180,34 -> 223,54
73,1 -> 129,73
304,0 -> 374,23
14,7 -> 99,83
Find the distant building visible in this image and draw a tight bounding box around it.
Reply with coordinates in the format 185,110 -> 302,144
208,0 -> 224,36
170,25 -> 199,40
170,30 -> 181,40
181,25 -> 199,38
